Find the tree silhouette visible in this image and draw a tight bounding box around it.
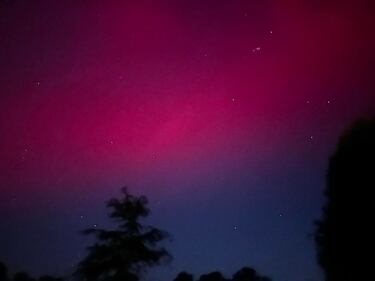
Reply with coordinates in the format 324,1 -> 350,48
232,267 -> 256,281
0,263 -> 61,281
315,118 -> 375,281
76,187 -> 171,281
0,262 -> 8,281
173,272 -> 194,281
232,267 -> 271,281
189,267 -> 271,281
198,272 -> 226,281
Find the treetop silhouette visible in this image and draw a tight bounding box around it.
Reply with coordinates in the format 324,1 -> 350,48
173,272 -> 194,281
232,267 -> 271,281
315,117 -> 375,281
198,271 -> 226,281
174,266 -> 272,281
76,187 -> 171,281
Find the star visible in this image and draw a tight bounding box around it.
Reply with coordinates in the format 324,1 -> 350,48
252,47 -> 261,53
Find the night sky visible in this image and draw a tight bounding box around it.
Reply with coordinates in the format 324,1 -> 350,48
0,1 -> 374,281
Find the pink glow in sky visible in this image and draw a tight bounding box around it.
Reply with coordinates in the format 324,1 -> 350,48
0,2 -> 374,280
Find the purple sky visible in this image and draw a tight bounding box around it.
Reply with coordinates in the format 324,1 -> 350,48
0,1 -> 374,281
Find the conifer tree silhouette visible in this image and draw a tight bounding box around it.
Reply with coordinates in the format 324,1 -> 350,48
76,187 -> 171,281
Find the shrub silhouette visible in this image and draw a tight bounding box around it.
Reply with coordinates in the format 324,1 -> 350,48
232,267 -> 256,281
315,118 -> 375,281
173,272 -> 194,281
232,267 -> 271,281
76,187 -> 171,281
175,267 -> 272,281
198,272 -> 226,281
0,263 -> 61,281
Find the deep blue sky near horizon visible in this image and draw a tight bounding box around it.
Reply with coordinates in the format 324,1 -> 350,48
0,1 -> 374,281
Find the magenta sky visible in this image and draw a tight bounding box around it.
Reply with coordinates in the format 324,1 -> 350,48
0,1 -> 374,281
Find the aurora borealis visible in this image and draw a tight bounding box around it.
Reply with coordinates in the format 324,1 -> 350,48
0,1 -> 374,281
